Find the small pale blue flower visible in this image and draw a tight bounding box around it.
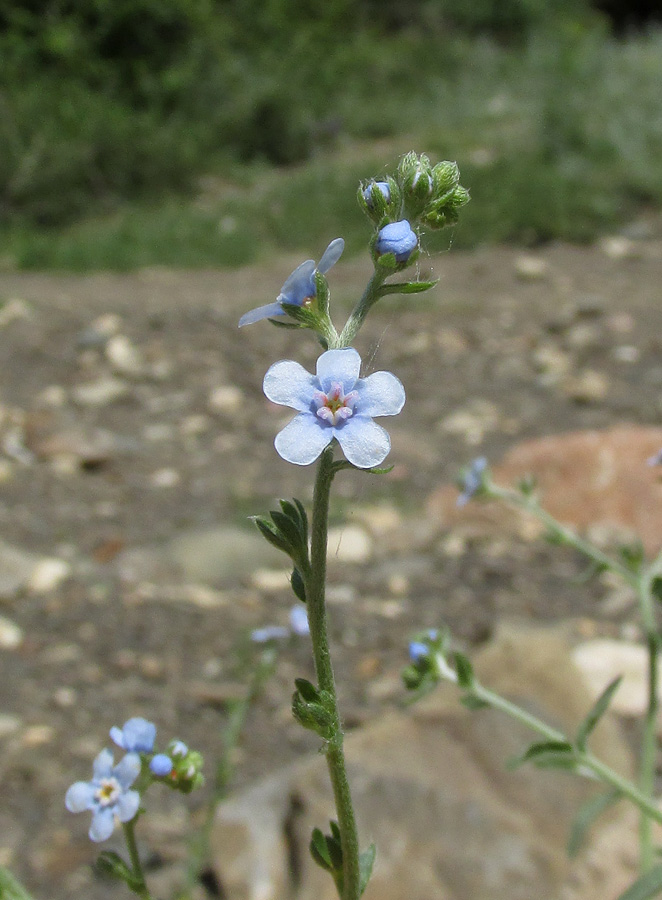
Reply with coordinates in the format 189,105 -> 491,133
251,625 -> 290,643
239,238 -> 345,327
363,181 -> 390,206
409,641 -> 429,663
289,604 -> 310,636
150,753 -> 174,777
110,717 -> 156,753
648,449 -> 662,466
375,220 -> 418,262
457,457 -> 488,507
65,748 -> 141,842
263,347 -> 405,468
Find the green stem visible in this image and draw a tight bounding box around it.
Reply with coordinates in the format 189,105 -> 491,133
122,820 -> 152,900
338,269 -> 388,348
437,661 -> 662,827
304,445 -> 361,900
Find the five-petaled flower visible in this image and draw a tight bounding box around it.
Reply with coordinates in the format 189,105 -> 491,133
239,238 -> 344,327
263,347 -> 405,468
65,748 -> 141,842
110,717 -> 156,753
375,220 -> 418,263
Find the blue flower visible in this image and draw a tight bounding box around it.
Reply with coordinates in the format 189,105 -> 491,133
238,238 -> 345,327
149,753 -> 174,777
251,624 -> 290,643
375,220 -> 418,263
363,181 -> 390,207
65,749 -> 141,842
457,457 -> 488,507
289,604 -> 309,636
409,641 -> 429,663
648,449 -> 662,466
263,347 -> 405,468
110,717 -> 156,753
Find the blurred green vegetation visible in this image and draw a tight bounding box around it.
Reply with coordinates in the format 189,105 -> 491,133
1,0 -> 661,269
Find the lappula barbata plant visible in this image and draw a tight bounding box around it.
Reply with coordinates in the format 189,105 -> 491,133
239,152 -> 468,900
403,458 -> 662,900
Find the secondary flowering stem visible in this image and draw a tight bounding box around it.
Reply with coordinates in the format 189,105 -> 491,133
305,445 -> 361,900
122,820 -> 152,900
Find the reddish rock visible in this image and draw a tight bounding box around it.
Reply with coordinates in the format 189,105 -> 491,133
428,426 -> 662,555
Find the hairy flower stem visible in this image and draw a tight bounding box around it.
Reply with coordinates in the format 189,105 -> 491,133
339,269 -> 388,348
305,445 -> 361,900
122,820 -> 152,900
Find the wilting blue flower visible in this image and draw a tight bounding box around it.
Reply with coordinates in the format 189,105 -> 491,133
363,181 -> 390,207
110,717 -> 156,753
149,753 -> 174,777
264,348 -> 405,468
648,449 -> 662,466
457,457 -> 488,507
238,238 -> 345,327
375,220 -> 418,262
65,749 -> 141,842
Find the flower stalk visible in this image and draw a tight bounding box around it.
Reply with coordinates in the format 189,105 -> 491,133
122,820 -> 152,900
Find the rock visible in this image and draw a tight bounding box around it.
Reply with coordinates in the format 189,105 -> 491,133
0,540 -> 41,599
327,525 -> 373,564
563,370 -> 609,403
211,623 -> 632,900
598,236 -> 640,260
209,385 -> 244,414
0,616 -> 23,649
0,713 -> 21,739
149,467 -> 181,488
427,426 -> 662,555
27,558 -> 71,594
105,334 -> 145,377
0,298 -> 31,328
168,526 -> 283,585
439,399 -> 501,445
571,639 -> 657,718
72,376 -> 130,407
514,255 -> 548,280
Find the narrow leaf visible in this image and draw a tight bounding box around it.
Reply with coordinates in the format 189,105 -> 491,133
379,280 -> 438,295
576,676 -> 623,751
567,788 -> 621,857
508,740 -> 574,770
615,865 -> 662,900
359,844 -> 377,895
279,499 -> 307,543
269,510 -> 302,552
0,867 -> 35,900
326,835 -> 343,871
461,695 -> 489,711
453,652 -> 474,689
94,851 -> 136,886
294,678 -> 319,703
252,516 -> 291,555
291,567 -> 306,603
293,498 -> 309,540
310,828 -> 332,870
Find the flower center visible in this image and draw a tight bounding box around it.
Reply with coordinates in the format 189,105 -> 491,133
95,777 -> 120,807
313,382 -> 358,426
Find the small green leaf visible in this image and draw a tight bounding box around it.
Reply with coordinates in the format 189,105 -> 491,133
575,675 -> 623,751
379,280 -> 438,296
310,828 -> 333,871
615,864 -> 662,900
508,740 -> 574,770
0,866 -> 35,900
293,497 -> 309,539
453,651 -> 474,689
294,678 -> 319,702
94,851 -> 139,888
461,695 -> 489,711
291,567 -> 306,603
359,844 -> 376,895
652,577 -> 662,604
567,788 -> 621,857
330,820 -> 341,843
269,510 -> 303,552
367,464 -> 394,475
252,516 -> 291,555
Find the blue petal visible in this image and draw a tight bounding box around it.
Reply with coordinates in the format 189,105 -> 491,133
238,302 -> 285,327
65,781 -> 95,813
115,717 -> 156,753
114,752 -> 141,790
317,238 -> 344,274
89,807 -> 115,842
355,371 -> 405,417
116,789 -> 141,823
263,360 -> 316,411
278,259 -> 316,305
316,348 -> 361,393
334,416 -> 390,468
150,754 -> 174,776
274,413 -> 333,465
376,220 -> 418,262
289,605 -> 309,636
92,748 -> 114,780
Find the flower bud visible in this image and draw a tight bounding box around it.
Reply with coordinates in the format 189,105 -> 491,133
375,220 -> 418,263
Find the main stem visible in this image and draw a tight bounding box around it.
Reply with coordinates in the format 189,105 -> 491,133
122,820 -> 152,900
305,445 -> 361,900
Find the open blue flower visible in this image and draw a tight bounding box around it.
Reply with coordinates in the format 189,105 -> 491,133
375,220 -> 418,263
239,238 -> 344,327
263,347 -> 405,468
110,717 -> 156,753
65,748 -> 141,842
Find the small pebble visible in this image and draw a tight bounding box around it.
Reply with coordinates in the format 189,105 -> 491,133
0,616 -> 23,650
28,558 -> 71,593
21,724 -> 55,747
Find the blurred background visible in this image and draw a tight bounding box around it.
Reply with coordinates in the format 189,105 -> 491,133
1,0 -> 661,270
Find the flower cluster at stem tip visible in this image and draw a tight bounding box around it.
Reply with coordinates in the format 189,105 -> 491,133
66,718 -> 202,841
263,347 -> 405,468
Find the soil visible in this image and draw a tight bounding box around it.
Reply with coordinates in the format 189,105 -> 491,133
1,221 -> 662,899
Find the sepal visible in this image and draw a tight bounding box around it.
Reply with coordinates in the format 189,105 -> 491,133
292,679 -> 335,740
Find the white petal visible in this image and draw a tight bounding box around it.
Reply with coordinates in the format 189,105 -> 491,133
263,360 -> 316,410
356,371 -> 405,417
316,348 -> 361,393
317,238 -> 344,273
116,789 -> 140,823
114,752 -> 141,789
274,414 -> 333,465
65,781 -> 95,812
89,808 -> 115,842
238,302 -> 284,327
335,416 -> 390,468
92,748 -> 114,780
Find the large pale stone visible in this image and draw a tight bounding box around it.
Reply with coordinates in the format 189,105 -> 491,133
428,426 -> 662,554
211,623 -> 633,900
